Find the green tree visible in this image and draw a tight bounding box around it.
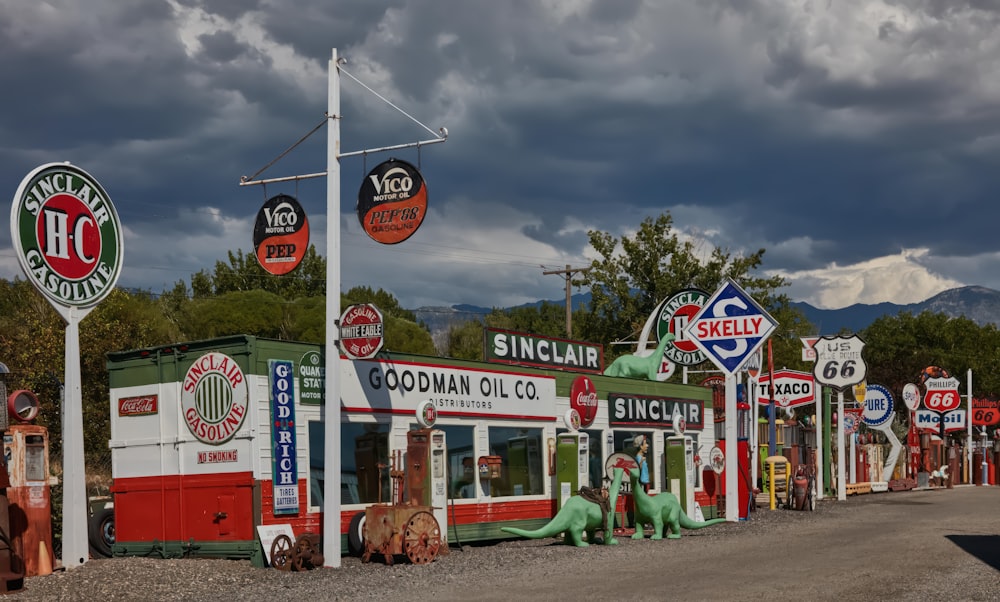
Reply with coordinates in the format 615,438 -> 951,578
344,286 -> 420,323
185,246 -> 326,300
446,321 -> 485,360
177,289 -> 287,339
861,311 -> 1000,430
576,211 -> 799,368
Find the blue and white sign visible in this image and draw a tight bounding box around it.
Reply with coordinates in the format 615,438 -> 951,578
683,278 -> 777,375
269,359 -> 299,515
915,408 -> 967,432
862,384 -> 894,428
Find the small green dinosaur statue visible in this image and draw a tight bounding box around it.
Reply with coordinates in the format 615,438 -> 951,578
499,468 -> 625,546
629,470 -> 726,539
603,334 -> 675,380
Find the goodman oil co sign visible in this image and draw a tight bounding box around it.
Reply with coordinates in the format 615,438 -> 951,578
11,163 -> 123,312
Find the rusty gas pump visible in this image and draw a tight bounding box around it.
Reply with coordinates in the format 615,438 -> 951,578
0,363 -> 43,594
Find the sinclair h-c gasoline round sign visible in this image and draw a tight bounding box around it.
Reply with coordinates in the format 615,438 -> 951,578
253,194 -> 310,275
357,158 -> 427,244
10,163 -> 123,310
655,288 -> 709,366
181,352 -> 249,445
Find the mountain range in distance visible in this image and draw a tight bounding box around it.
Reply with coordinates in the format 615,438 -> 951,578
411,285 -> 1000,348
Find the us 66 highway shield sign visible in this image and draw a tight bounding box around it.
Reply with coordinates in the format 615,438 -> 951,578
812,334 -> 867,391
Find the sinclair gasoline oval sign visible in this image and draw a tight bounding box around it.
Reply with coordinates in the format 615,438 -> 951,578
356,158 -> 427,244
10,163 -> 123,308
656,288 -> 709,366
253,194 -> 309,275
181,352 -> 249,445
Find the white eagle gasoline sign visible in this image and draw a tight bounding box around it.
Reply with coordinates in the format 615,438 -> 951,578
181,352 -> 250,445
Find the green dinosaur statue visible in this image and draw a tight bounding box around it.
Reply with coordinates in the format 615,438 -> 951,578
499,468 -> 625,547
628,470 -> 726,539
603,334 -> 675,380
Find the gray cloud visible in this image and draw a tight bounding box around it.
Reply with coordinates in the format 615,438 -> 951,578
3,0 -> 1000,311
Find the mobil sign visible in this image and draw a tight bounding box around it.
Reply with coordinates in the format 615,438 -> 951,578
915,409 -> 967,433
754,370 -> 815,408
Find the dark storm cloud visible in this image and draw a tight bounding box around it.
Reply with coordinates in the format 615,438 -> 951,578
3,0 -> 1000,309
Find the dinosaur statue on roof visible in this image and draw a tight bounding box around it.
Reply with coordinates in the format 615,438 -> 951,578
499,468 -> 625,547
603,334 -> 674,381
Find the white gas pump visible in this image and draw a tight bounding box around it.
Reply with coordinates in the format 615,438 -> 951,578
428,430 -> 448,545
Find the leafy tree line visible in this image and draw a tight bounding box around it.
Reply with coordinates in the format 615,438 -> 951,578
5,209 -> 1000,475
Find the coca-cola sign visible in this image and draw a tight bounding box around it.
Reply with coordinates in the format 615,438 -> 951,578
118,395 -> 158,417
569,375 -> 599,427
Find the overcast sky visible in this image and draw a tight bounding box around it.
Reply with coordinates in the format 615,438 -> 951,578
3,0 -> 999,313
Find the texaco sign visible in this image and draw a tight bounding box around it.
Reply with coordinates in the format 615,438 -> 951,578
11,163 -> 124,311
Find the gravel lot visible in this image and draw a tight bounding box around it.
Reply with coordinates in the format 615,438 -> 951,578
10,486 -> 1000,601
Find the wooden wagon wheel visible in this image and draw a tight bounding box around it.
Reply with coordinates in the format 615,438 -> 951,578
402,511 -> 441,564
270,534 -> 294,571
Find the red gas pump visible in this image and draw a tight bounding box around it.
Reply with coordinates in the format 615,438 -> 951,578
716,401 -> 753,519
2,390 -> 51,577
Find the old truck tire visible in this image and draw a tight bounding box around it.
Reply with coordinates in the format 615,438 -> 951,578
347,511 -> 366,557
89,506 -> 115,558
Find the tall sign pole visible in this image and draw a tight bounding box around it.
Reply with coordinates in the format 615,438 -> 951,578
685,278 -> 777,522
812,334 -> 867,502
323,49 -> 343,568
238,48 -> 446,566
10,162 -> 124,568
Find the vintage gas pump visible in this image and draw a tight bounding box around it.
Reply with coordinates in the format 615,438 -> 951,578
405,428 -> 448,549
2,388 -> 47,579
664,435 -> 694,514
555,429 -> 588,510
735,402 -> 752,519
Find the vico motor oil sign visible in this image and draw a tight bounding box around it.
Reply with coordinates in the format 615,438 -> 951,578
356,158 -> 427,244
253,194 -> 310,275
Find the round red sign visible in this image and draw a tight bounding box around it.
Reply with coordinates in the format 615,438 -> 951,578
11,163 -> 123,309
339,303 -> 384,359
356,158 -> 427,244
253,194 -> 309,275
569,375 -> 599,428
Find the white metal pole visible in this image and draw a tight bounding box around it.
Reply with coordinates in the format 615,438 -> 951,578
750,373 -> 758,497
725,372 -> 738,521
322,48 -> 343,568
849,431 -> 857,483
815,386 -> 824,500
62,310 -> 89,569
837,390 -> 846,500
967,369 -> 973,483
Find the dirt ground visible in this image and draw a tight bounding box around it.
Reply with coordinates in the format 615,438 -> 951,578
420,485 -> 1000,601
13,485 -> 1000,601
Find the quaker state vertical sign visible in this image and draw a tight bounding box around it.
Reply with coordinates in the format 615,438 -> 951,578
10,163 -> 124,311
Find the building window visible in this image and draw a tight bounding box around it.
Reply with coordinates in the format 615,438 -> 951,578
488,427 -> 544,496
